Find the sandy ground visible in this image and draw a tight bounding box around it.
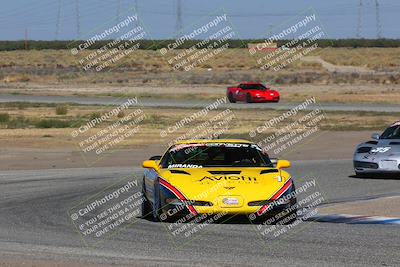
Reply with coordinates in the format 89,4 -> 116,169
301,56 -> 374,74
0,131 -> 369,170
318,196 -> 400,218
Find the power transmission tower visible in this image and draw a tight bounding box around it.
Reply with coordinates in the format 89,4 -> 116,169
116,0 -> 121,24
356,0 -> 363,38
134,0 -> 139,27
175,0 -> 183,34
75,0 -> 81,39
55,0 -> 62,40
375,0 -> 382,38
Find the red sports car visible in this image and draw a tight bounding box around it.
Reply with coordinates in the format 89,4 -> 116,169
227,82 -> 280,103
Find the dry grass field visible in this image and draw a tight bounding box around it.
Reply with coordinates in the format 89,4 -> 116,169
0,103 -> 398,150
1,47 -> 399,72
1,47 -> 399,104
0,48 -> 399,85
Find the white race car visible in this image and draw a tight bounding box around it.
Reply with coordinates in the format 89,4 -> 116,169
353,121 -> 400,177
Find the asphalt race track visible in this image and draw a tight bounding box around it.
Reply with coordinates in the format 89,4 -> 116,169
1,94 -> 400,113
0,160 -> 399,266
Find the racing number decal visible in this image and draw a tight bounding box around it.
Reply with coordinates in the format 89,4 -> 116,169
371,147 -> 391,153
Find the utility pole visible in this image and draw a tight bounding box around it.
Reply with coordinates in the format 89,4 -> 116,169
356,0 -> 363,38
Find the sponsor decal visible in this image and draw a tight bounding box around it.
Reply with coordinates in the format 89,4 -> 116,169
170,143 -> 205,152
168,164 -> 203,169
198,175 -> 257,182
224,186 -> 236,190
222,197 -> 239,205
363,154 -> 374,160
205,143 -> 252,148
274,175 -> 283,182
169,143 -> 255,152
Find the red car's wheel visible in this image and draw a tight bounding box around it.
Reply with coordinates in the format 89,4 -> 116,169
228,93 -> 236,103
246,93 -> 252,103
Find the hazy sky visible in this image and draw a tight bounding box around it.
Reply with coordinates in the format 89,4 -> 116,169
0,0 -> 399,40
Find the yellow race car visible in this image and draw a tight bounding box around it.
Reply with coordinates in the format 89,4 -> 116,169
141,139 -> 297,223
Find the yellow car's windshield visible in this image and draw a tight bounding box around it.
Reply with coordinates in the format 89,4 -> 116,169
161,143 -> 272,168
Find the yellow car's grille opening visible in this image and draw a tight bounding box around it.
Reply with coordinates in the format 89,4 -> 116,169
191,201 -> 213,206
248,200 -> 270,206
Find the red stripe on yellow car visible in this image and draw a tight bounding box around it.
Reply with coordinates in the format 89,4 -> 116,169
159,178 -> 198,215
257,179 -> 293,216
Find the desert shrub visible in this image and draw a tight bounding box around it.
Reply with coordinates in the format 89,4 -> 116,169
117,110 -> 125,118
6,116 -> 30,128
89,112 -> 101,121
0,113 -> 10,123
55,105 -> 68,115
34,119 -> 81,128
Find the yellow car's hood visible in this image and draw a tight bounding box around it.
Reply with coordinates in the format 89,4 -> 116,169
159,167 -> 291,203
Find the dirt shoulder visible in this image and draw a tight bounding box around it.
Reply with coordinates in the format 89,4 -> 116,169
2,83 -> 400,104
318,196 -> 400,218
0,131 -> 368,171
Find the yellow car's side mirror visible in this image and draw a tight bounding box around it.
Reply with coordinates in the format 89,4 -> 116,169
142,160 -> 159,170
276,159 -> 291,169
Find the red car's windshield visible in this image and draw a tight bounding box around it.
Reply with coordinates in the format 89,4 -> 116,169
241,84 -> 267,90
161,143 -> 272,168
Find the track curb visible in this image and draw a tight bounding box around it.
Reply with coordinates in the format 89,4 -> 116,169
309,214 -> 400,225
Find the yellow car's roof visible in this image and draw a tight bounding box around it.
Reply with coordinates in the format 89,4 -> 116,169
175,139 -> 253,145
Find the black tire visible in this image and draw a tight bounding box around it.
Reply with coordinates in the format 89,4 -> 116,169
355,171 -> 367,178
141,181 -> 152,220
228,93 -> 236,103
274,199 -> 298,225
285,199 -> 298,224
151,183 -> 163,222
271,209 -> 297,225
152,199 -> 163,222
284,209 -> 298,225
246,93 -> 252,103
